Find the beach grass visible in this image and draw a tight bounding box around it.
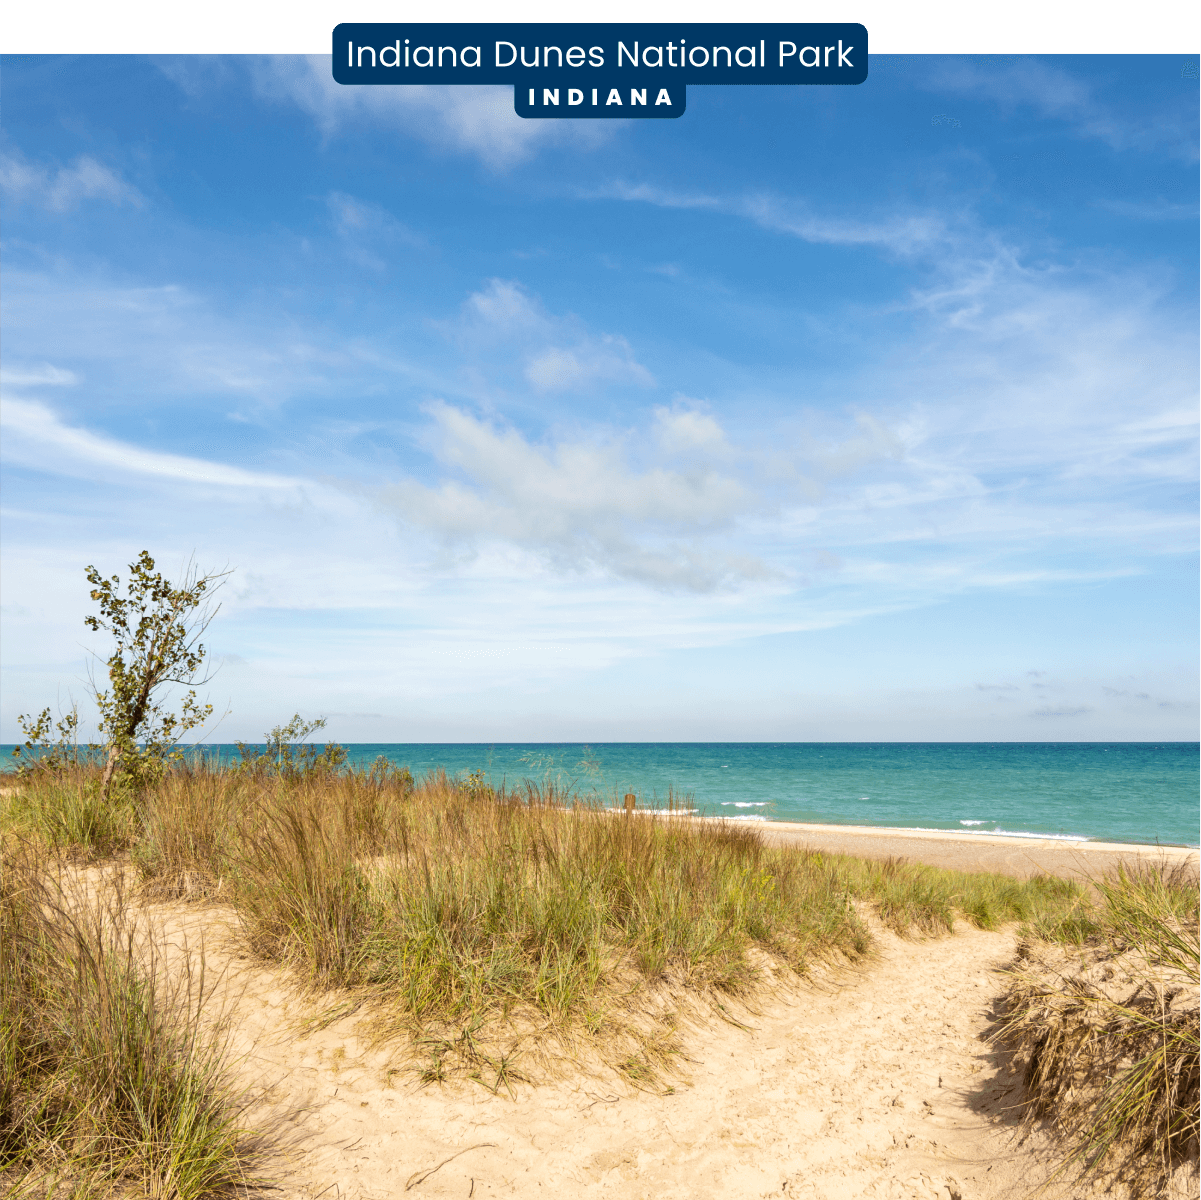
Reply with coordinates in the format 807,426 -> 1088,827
3,759 -> 1192,1192
5,766 -> 1084,1047
1002,861 -> 1200,1197
0,837 -> 266,1199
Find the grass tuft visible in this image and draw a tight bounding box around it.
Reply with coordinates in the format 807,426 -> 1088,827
0,837 -> 266,1198
1001,861 -> 1200,1197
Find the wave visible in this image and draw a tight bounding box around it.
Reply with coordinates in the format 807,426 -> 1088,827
900,825 -> 1091,842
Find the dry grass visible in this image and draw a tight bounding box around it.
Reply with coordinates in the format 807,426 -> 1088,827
0,758 -> 1125,1190
1001,862 -> 1200,1197
3,764 -> 1088,1087
0,837 -> 268,1199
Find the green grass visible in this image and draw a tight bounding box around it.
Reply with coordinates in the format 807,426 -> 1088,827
2,764 -> 1091,1078
1,768 -> 139,859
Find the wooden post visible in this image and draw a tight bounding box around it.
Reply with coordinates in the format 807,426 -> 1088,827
623,792 -> 636,813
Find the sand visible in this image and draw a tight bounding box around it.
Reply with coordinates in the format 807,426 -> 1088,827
750,820 -> 1199,883
153,901 -> 1167,1200
126,821 -> 1196,1200
20,807 -> 1201,1198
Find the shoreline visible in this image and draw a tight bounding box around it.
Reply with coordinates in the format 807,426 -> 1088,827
621,809 -> 1199,881
745,816 -> 1199,852
747,817 -> 1198,881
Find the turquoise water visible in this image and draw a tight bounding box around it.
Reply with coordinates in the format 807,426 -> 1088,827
10,741 -> 1190,847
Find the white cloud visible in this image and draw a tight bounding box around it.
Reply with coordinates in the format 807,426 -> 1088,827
461,278 -> 544,332
0,152 -> 142,211
453,278 -> 655,394
586,181 -> 948,256
808,414 -> 904,480
0,364 -> 78,387
0,397 -> 303,491
653,403 -> 730,455
326,191 -> 425,270
245,57 -> 613,170
916,59 -> 1199,160
1,267 -> 416,416
379,401 -> 764,591
525,338 -> 651,392
1094,197 -> 1200,221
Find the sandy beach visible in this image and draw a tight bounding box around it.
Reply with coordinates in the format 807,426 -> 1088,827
749,819 -> 1199,882
6,785 -> 1196,1199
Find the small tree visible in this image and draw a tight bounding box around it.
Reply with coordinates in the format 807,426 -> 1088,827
11,702 -> 98,779
83,551 -> 229,801
234,713 -> 349,778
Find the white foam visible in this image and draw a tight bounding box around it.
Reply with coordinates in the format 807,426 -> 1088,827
959,820 -> 988,826
721,801 -> 768,808
899,825 -> 1091,842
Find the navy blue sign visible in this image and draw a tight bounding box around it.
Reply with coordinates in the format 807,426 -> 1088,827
332,23 -> 867,119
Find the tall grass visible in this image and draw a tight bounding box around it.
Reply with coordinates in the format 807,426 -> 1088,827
3,761 -> 1100,1088
1,767 -> 138,859
0,838 -> 265,1198
1002,862 -> 1200,1197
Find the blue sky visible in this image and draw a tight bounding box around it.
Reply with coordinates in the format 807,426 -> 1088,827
1,53 -> 1197,742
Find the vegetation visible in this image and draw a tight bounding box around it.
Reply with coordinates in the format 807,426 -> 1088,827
0,839 -> 265,1198
3,761 -> 1090,1087
232,713 -> 349,778
1002,862 -> 1200,1197
14,552 -> 229,805
12,551 -> 1192,1192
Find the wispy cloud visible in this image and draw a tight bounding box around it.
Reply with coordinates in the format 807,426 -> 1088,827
243,57 -> 614,170
1,396 -> 302,491
0,151 -> 143,211
450,278 -> 655,394
326,191 -> 426,270
0,364 -> 79,387
1093,197 -> 1200,221
585,181 -> 948,256
915,58 -> 1199,161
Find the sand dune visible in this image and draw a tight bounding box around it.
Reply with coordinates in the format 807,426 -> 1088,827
32,815 -> 1199,1198
138,894 -> 1190,1200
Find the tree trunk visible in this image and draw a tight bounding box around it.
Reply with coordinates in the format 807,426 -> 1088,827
99,743 -> 122,803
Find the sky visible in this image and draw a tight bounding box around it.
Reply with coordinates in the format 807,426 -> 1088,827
1,51 -> 1198,743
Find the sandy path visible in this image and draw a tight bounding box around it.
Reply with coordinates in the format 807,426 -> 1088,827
150,910 -> 1093,1200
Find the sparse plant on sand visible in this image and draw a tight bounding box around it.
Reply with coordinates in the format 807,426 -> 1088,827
22,762 -> 1075,1089
10,703 -> 98,780
4,736 -> 1189,1181
0,839 -> 267,1198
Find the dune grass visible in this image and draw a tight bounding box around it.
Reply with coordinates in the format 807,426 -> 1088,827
0,837 -> 266,1199
4,757 -> 1179,1176
1002,862 -> 1200,1197
2,765 -> 1087,1043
